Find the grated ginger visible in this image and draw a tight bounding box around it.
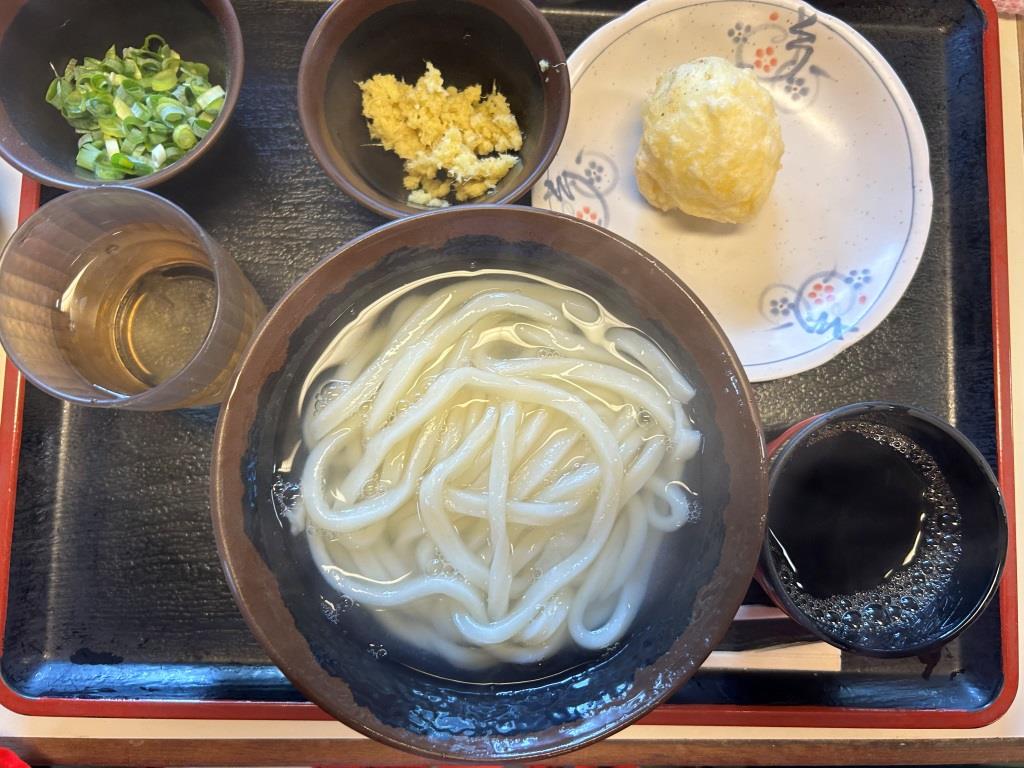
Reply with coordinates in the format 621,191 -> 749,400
358,62 -> 523,208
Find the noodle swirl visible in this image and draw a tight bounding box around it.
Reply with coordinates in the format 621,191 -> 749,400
293,276 -> 701,668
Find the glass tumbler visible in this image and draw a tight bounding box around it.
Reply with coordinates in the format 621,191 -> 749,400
0,187 -> 265,410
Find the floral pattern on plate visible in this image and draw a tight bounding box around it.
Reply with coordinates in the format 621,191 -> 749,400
727,7 -> 832,112
539,149 -> 619,227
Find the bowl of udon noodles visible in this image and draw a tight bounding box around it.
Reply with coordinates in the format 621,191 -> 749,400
211,205 -> 766,761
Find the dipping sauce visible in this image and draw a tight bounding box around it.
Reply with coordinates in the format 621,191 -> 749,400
768,419 -> 962,647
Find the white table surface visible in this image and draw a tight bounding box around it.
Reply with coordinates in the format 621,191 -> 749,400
0,15 -> 1019,756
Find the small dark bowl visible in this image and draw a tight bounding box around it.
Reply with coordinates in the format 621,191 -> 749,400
297,0 -> 570,219
759,402 -> 1008,658
211,206 -> 766,761
0,0 -> 243,190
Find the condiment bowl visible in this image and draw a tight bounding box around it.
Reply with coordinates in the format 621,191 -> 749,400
211,206 -> 766,761
759,402 -> 1007,658
0,0 -> 243,190
297,0 -> 570,219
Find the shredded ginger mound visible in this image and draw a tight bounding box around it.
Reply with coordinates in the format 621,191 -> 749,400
359,62 -> 523,207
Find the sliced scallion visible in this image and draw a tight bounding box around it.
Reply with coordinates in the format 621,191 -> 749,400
93,156 -> 125,180
76,144 -> 102,171
172,124 -> 196,150
195,85 -> 225,111
45,35 -> 225,179
113,96 -> 132,119
110,153 -> 155,176
156,98 -> 187,124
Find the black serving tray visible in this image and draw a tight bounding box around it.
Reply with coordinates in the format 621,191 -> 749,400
0,0 -> 1015,726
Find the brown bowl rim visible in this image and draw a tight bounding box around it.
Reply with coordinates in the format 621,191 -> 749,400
296,0 -> 571,220
0,0 -> 245,191
210,205 -> 767,761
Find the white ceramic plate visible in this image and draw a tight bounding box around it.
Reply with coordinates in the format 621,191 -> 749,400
531,0 -> 932,382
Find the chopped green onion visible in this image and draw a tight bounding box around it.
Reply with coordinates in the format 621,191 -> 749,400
62,90 -> 86,118
129,101 -> 151,121
150,66 -> 178,92
143,34 -> 167,52
116,80 -> 145,103
45,35 -> 223,179
195,85 -> 225,111
113,96 -> 132,119
84,72 -> 112,93
84,94 -> 114,117
189,121 -> 210,140
121,59 -> 141,79
97,114 -> 125,137
122,127 -> 145,154
146,130 -> 170,149
156,98 -> 187,124
170,83 -> 190,102
45,78 -> 68,109
172,124 -> 196,150
76,144 -> 102,171
181,60 -> 209,79
93,156 -> 125,180
110,153 -> 155,176
102,45 -> 123,74
145,121 -> 170,140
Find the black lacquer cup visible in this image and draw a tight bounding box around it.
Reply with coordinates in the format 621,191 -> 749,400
759,402 -> 1007,658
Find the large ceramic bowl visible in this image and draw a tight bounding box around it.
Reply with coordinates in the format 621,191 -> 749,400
211,206 -> 766,761
0,0 -> 243,190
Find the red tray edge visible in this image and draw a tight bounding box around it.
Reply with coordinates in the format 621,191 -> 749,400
0,0 -> 1016,727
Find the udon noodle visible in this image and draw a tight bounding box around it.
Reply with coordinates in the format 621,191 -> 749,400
287,274 -> 701,669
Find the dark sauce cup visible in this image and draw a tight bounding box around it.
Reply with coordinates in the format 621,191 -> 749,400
759,402 -> 1007,657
